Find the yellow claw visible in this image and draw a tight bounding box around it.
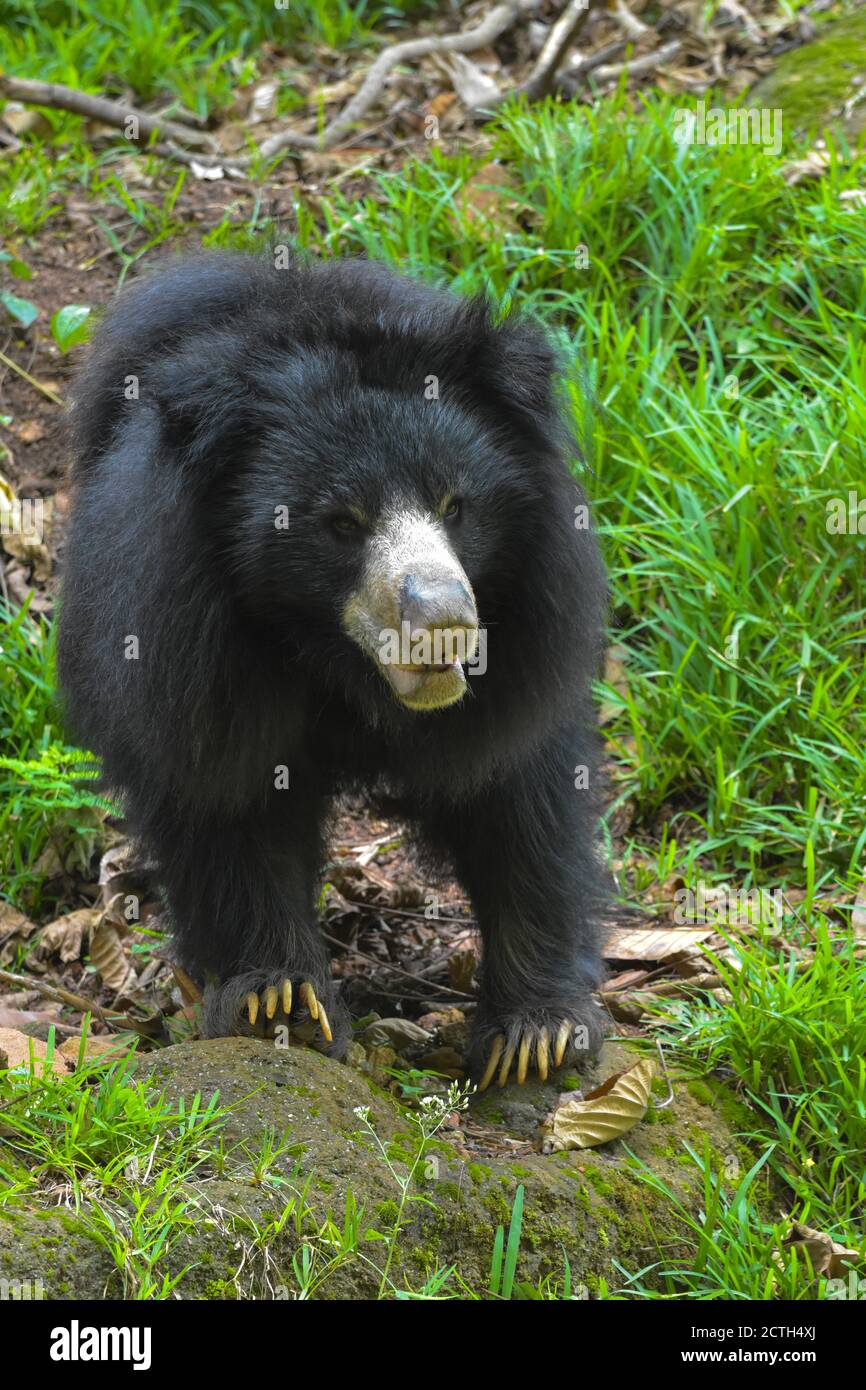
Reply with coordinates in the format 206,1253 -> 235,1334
282,979 -> 293,1015
536,1029 -> 549,1082
246,992 -> 259,1026
478,1035 -> 505,1092
497,1042 -> 516,1088
317,1003 -> 333,1044
554,1020 -> 571,1068
264,985 -> 278,1020
517,1035 -> 530,1085
299,981 -> 319,1020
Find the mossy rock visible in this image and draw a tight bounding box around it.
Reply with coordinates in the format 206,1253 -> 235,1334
0,1207 -> 116,1300
749,12 -> 866,139
0,1037 -> 754,1299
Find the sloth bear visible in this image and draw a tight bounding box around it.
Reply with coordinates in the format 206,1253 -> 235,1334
58,252 -> 608,1089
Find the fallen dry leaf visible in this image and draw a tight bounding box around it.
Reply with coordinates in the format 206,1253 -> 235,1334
604,967 -> 652,992
542,1056 -> 656,1151
0,485 -> 53,580
90,917 -> 137,994
448,945 -> 478,993
36,908 -> 98,964
599,644 -> 629,725
781,148 -> 830,186
15,419 -> 47,444
438,52 -> 500,107
246,79 -> 279,125
0,902 -> 38,965
605,925 -> 713,963
600,990 -> 649,1025
781,1222 -> 859,1279
426,91 -> 457,120
189,159 -> 225,181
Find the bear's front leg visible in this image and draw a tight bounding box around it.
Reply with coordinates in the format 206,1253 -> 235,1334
147,797 -> 349,1056
427,730 -> 607,1088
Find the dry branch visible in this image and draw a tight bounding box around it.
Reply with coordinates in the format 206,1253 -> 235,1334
590,37 -> 682,83
611,1 -> 651,41
0,965 -> 123,1025
519,0 -> 596,101
0,76 -> 218,150
257,0 -> 540,158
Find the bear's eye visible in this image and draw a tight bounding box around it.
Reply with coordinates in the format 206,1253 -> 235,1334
331,514 -> 363,536
442,497 -> 462,522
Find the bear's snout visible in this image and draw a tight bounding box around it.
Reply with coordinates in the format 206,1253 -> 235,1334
399,573 -> 478,656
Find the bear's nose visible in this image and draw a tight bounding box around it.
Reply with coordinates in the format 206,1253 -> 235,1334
400,574 -> 478,636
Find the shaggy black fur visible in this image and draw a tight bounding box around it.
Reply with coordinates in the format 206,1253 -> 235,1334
58,252 -> 609,1075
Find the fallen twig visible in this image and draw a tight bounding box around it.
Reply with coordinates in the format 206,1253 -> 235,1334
0,349 -> 63,405
520,0 -> 597,101
611,1 -> 651,42
321,931 -> 475,1001
590,38 -> 683,84
0,965 -> 123,1025
0,76 -> 219,151
257,0 -> 539,158
465,0 -> 597,115
559,39 -> 628,91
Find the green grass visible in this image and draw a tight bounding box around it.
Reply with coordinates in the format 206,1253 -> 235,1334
0,601 -> 108,908
665,924 -> 866,1227
614,920 -> 866,1297
0,1040 -> 231,1297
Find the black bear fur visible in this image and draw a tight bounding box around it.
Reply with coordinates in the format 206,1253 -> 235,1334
58,252 -> 609,1079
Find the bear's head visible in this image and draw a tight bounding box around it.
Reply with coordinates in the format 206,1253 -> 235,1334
218,357 -> 548,713
209,319 -> 570,716
123,259 -> 586,724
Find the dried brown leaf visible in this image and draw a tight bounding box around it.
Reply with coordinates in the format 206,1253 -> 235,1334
90,918 -> 137,993
36,908 -> 99,964
542,1056 -> 656,1151
781,1223 -> 859,1279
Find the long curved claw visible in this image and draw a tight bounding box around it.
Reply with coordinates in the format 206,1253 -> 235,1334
517,1034 -> 530,1085
554,1020 -> 571,1068
317,1003 -> 333,1044
478,1035 -> 505,1092
299,981 -> 319,1020
536,1028 -> 550,1082
497,1042 -> 516,1088
240,978 -> 334,1047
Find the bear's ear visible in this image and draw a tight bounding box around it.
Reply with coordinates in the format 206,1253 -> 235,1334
471,315 -> 563,444
151,344 -> 257,467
